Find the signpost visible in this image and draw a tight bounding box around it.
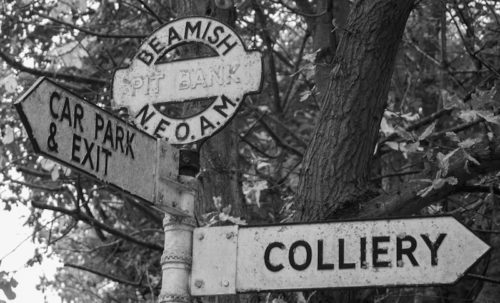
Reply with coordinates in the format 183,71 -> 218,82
191,216 -> 490,295
12,14 -> 493,303
15,77 -> 190,216
112,16 -> 262,145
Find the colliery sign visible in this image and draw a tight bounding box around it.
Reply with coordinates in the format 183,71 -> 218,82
113,17 -> 262,145
191,216 -> 490,295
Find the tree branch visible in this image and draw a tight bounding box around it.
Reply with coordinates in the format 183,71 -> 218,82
64,263 -> 143,287
135,0 -> 164,24
336,154 -> 500,220
34,12 -> 147,39
31,201 -> 163,251
0,49 -> 107,86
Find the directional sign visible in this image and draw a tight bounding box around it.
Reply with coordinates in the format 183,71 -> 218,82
15,77 -> 191,216
113,16 -> 262,145
191,216 -> 490,295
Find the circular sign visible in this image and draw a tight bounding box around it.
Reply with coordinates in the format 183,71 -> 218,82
113,16 -> 262,145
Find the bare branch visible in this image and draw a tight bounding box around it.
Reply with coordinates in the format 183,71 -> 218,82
64,263 -> 143,287
31,201 -> 163,251
0,49 -> 107,86
135,0 -> 164,24
34,12 -> 147,39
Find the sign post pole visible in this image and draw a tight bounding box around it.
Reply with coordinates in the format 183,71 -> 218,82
158,154 -> 199,303
158,175 -> 196,303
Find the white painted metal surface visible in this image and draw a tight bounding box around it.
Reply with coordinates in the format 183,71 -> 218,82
159,175 -> 197,303
191,216 -> 490,295
15,77 -> 188,216
191,225 -> 238,296
112,16 -> 262,145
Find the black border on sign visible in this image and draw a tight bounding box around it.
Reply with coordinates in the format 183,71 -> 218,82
14,77 -> 188,217
111,15 -> 264,146
230,215 -> 491,293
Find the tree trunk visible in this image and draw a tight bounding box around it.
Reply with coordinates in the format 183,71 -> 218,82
297,0 -> 415,222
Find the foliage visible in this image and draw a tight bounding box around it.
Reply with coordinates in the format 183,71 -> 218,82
0,0 -> 500,302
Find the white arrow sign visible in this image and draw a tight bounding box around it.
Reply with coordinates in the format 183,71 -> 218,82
191,216 -> 490,295
15,77 -> 192,216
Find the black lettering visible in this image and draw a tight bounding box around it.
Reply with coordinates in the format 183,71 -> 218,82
184,21 -> 201,39
201,21 -> 212,40
264,242 -> 285,272
360,237 -> 367,268
71,134 -> 81,163
339,239 -> 355,269
103,120 -> 114,149
60,97 -> 72,126
289,240 -> 312,271
216,34 -> 238,55
317,240 -> 334,270
421,233 -> 447,266
175,123 -> 190,141
96,145 -> 100,172
125,131 -> 135,159
95,113 -> 104,140
81,138 -> 95,170
135,104 -> 156,128
148,36 -> 165,55
101,147 -> 112,176
137,50 -> 154,65
397,235 -> 419,267
73,103 -> 84,132
373,236 -> 391,268
168,27 -> 182,45
213,95 -> 236,118
115,125 -> 124,153
49,91 -> 60,119
208,26 -> 224,44
200,116 -> 216,136
153,118 -> 170,138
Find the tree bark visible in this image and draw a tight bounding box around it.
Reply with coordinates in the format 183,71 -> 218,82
297,0 -> 415,222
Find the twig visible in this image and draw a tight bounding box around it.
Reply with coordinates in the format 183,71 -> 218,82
135,0 -> 164,24
64,263 -> 143,287
34,12 -> 147,39
31,201 -> 163,251
370,170 -> 423,181
270,0 -> 327,18
0,49 -> 107,86
467,274 -> 500,284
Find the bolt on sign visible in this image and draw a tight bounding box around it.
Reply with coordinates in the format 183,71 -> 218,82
113,16 -> 262,145
15,77 -> 191,216
190,216 -> 490,295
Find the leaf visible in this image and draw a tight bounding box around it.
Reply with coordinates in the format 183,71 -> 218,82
442,90 -> 466,110
303,50 -> 319,62
401,112 -> 420,122
212,196 -> 222,211
464,151 -> 480,166
458,110 -> 479,122
39,158 -> 56,171
418,121 -> 437,141
0,74 -> 18,94
458,137 -> 481,149
436,148 -> 459,177
445,132 -> 460,142
51,167 -> 60,181
385,141 -> 400,151
299,90 -> 312,102
477,112 -> 500,125
380,117 -> 395,136
1,125 -> 14,144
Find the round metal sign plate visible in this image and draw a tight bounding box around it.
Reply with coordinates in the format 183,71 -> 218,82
113,16 -> 262,145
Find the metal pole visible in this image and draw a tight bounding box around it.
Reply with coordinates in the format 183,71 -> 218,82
158,150 -> 199,303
